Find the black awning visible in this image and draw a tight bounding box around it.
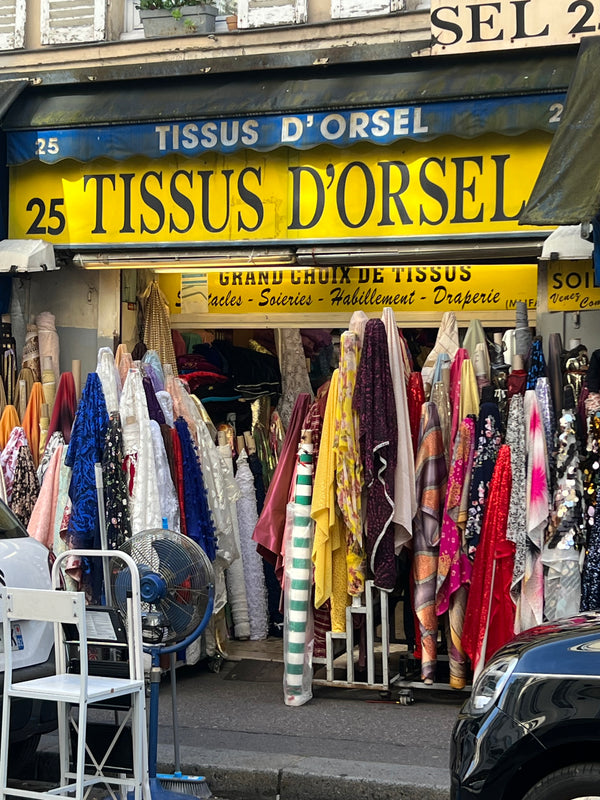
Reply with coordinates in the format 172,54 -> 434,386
520,38 -> 600,226
0,80 -> 27,119
2,50 -> 575,130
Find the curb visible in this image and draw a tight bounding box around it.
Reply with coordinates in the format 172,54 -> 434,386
163,744 -> 451,800
35,743 -> 451,800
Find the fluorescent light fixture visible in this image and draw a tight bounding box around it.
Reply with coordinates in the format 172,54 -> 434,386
73,249 -> 296,271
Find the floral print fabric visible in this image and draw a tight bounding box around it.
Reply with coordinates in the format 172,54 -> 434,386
334,331 -> 365,596
465,402 -> 503,553
102,413 -> 132,550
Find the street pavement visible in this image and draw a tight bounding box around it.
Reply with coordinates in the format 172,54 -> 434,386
153,655 -> 462,800
35,652 -> 464,800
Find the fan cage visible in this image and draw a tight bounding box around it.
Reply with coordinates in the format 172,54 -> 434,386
110,529 -> 214,648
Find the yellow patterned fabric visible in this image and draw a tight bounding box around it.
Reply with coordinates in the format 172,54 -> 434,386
334,332 -> 366,596
311,369 -> 348,631
459,358 -> 479,423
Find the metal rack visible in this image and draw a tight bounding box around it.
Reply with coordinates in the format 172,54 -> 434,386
313,580 -> 398,693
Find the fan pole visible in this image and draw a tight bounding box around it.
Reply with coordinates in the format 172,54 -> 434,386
169,653 -> 181,774
147,649 -> 162,779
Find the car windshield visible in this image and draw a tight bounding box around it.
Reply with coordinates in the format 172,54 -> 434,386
0,500 -> 28,539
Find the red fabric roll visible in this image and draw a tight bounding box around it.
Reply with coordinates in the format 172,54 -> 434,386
47,372 -> 77,445
462,445 -> 516,676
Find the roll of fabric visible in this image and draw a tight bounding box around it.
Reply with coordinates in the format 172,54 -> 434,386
142,349 -> 165,392
114,345 -> 134,389
548,333 -> 565,419
407,372 -> 426,458
2,347 -> 16,407
36,312 -> 60,385
543,408 -> 584,620
284,437 -> 314,706
473,343 -> 491,393
219,443 -> 250,640
311,370 -> 347,631
140,280 -> 178,376
64,373 -> 109,600
0,405 -> 20,449
526,336 -> 547,390
0,426 -> 28,504
41,367 -> 56,417
462,445 -> 515,680
28,443 -> 64,549
21,382 -> 45,468
462,318 -> 486,361
517,390 -> 549,633
22,324 -> 41,383
515,301 -> 533,358
449,348 -> 469,443
354,320 -> 398,591
505,394 -> 527,605
382,307 -> 416,552
13,367 -> 34,422
235,450 -> 269,641
47,372 -> 78,444
412,401 -> 447,683
430,380 -> 451,470
10,443 -> 39,527
276,329 -> 314,432
465,402 -> 503,551
253,393 -> 312,581
420,311 -> 460,395
97,347 -> 122,414
38,403 -> 49,465
0,376 -> 6,419
458,359 -> 480,433
436,416 -> 476,690
334,332 -> 365,595
119,367 -> 162,536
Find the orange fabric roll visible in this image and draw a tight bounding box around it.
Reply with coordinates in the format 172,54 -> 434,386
0,405 -> 19,449
21,382 -> 45,468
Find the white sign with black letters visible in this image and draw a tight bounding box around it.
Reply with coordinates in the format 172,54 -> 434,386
430,0 -> 600,54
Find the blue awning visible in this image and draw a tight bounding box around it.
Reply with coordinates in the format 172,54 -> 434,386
6,92 -> 566,165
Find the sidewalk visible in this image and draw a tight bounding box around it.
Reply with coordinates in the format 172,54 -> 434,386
37,639 -> 463,800
152,639 -> 462,800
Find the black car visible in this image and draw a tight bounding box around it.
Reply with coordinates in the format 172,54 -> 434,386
451,614 -> 600,800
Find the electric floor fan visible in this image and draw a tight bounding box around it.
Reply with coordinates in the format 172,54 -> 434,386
111,529 -> 215,800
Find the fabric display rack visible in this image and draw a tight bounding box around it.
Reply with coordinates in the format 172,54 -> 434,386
1,282 -> 600,707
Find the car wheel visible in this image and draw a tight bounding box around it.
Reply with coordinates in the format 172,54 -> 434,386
523,763 -> 600,800
8,735 -> 41,778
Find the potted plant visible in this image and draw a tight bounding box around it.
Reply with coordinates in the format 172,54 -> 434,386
222,0 -> 237,29
137,0 -> 218,37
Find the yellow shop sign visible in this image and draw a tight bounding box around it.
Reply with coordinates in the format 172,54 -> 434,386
9,134 -> 551,247
174,264 -> 538,317
547,260 -> 600,311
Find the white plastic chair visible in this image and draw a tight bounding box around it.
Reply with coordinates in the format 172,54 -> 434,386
0,549 -> 150,800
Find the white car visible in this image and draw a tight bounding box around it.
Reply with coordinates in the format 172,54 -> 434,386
0,499 -> 56,777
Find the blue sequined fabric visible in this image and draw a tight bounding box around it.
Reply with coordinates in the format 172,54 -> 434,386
65,372 -> 109,599
175,416 -> 217,561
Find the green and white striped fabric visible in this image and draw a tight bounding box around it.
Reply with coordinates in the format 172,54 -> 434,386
283,439 -> 314,706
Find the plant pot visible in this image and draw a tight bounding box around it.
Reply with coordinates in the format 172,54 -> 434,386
140,4 -> 217,37
226,13 -> 237,30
